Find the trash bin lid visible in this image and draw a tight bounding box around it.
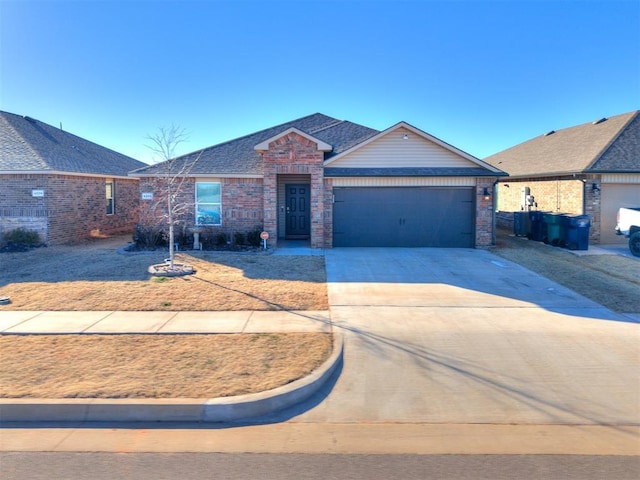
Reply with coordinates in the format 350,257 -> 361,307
543,213 -> 566,224
566,214 -> 591,227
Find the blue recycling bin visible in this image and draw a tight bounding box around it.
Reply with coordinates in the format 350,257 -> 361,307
562,215 -> 591,250
528,211 -> 548,242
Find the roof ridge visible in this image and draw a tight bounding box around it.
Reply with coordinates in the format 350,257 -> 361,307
2,110 -> 142,164
1,110 -> 146,174
307,119 -> 344,134
171,113 -> 340,161
543,110 -> 638,136
0,112 -> 48,168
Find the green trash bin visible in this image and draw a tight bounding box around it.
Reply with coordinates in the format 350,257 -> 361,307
543,213 -> 565,246
513,212 -> 531,237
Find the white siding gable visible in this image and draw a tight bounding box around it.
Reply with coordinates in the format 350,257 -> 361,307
327,126 -> 478,169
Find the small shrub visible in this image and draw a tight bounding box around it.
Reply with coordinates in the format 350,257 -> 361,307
215,233 -> 228,247
247,229 -> 262,247
234,232 -> 245,245
3,227 -> 41,246
134,224 -> 166,249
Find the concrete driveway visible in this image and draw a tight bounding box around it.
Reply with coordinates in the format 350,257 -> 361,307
292,247 -> 639,426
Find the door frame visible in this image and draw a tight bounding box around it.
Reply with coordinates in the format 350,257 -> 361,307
284,183 -> 311,240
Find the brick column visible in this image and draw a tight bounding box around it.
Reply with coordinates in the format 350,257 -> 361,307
476,178 -> 496,247
583,176 -> 601,244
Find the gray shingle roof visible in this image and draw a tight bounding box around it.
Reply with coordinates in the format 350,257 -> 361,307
131,112 -> 504,178
484,111 -> 639,177
130,113 -> 367,176
0,111 -> 146,176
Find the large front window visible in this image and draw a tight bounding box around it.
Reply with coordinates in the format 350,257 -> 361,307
195,182 -> 221,225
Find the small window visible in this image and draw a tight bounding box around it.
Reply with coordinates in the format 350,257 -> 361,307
195,182 -> 221,225
106,181 -> 115,215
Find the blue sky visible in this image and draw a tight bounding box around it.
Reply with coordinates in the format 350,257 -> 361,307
1,0 -> 638,164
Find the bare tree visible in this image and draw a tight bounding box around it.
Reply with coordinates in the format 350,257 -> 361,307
145,125 -> 202,269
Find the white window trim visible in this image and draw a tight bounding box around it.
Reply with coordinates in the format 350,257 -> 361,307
106,180 -> 115,215
195,181 -> 222,226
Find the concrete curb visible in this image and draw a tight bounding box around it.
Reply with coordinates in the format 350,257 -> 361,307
0,332 -> 343,423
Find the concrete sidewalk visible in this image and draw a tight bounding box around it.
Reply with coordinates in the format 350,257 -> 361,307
0,309 -> 342,424
0,310 -> 331,334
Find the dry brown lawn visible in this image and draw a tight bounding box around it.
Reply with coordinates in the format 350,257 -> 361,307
0,236 -> 331,399
0,333 -> 332,398
491,230 -> 640,313
0,235 -> 327,311
4,232 -> 636,400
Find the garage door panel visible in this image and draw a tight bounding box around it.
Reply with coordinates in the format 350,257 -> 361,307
601,184 -> 640,244
333,187 -> 475,247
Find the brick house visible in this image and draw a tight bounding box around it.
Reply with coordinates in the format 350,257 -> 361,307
0,111 -> 147,245
485,111 -> 640,244
130,113 -> 506,248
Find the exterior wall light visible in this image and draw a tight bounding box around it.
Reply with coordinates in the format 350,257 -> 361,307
483,187 -> 491,200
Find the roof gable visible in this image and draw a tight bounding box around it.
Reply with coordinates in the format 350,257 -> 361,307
325,121 -> 505,174
589,112 -> 640,172
484,111 -> 639,177
0,111 -> 146,176
131,113 -> 344,177
254,127 -> 332,152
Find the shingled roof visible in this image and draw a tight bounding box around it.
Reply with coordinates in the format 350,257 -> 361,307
484,110 -> 639,178
0,111 -> 146,176
130,113 -> 381,177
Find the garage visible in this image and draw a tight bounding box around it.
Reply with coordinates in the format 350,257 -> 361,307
600,183 -> 640,244
333,187 -> 475,247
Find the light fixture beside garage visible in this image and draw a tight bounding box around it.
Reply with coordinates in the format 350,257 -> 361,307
483,187 -> 491,200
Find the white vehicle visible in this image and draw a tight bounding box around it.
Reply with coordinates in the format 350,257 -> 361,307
615,207 -> 640,257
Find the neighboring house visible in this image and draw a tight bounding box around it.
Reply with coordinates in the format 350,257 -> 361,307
485,111 -> 640,244
0,111 -> 147,245
130,113 -> 506,248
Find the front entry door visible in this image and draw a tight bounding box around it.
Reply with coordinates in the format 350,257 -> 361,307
285,184 -> 310,239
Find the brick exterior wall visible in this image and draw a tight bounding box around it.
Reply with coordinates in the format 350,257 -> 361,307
0,174 -> 48,242
497,178 -> 584,214
476,178 -> 497,247
323,177 -> 334,248
261,132 -> 326,248
495,176 -> 602,243
139,177 -> 264,242
0,174 -> 140,245
222,178 -> 264,233
583,176 -> 601,244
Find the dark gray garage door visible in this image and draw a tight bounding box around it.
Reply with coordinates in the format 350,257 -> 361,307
333,187 -> 475,247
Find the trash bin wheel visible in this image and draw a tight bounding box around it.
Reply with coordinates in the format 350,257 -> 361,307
629,231 -> 640,257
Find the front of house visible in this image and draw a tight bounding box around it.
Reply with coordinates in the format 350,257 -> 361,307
130,114 -> 506,248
